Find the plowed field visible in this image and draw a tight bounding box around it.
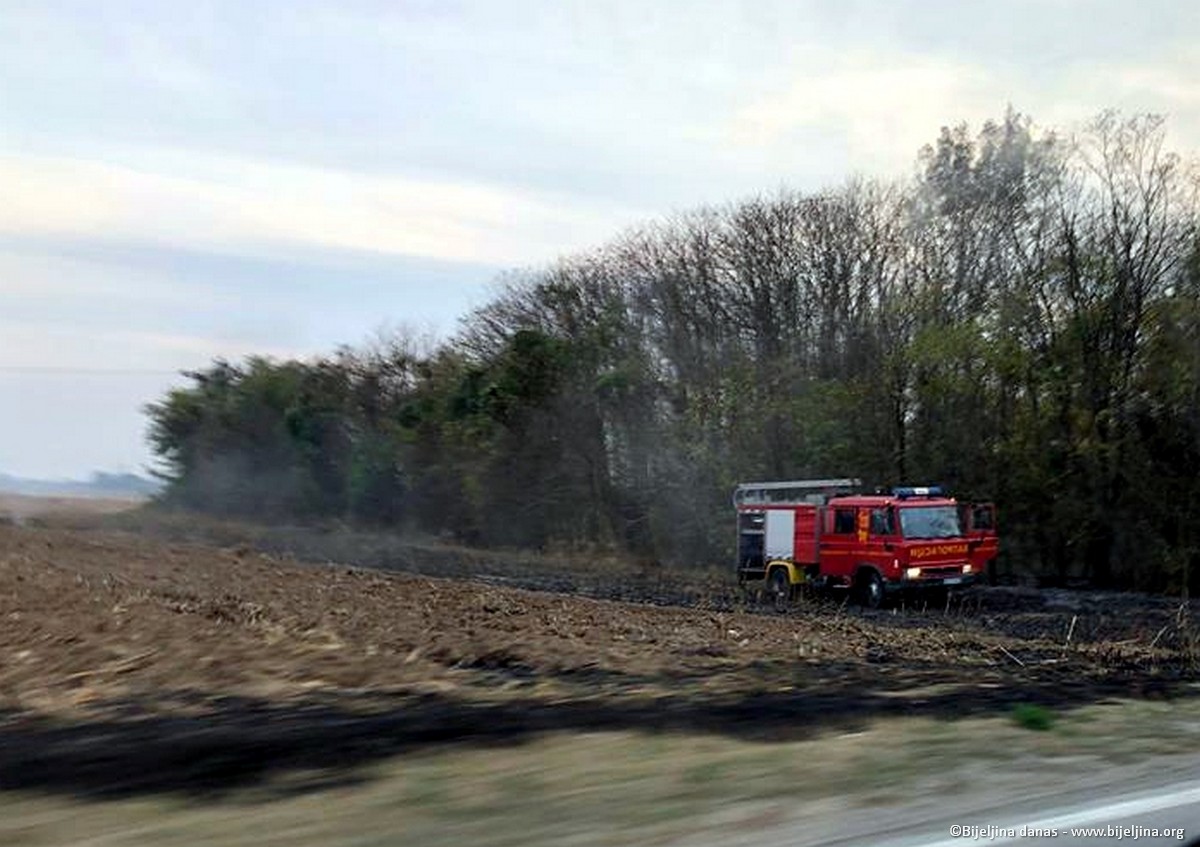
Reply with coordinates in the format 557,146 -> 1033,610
0,519 -> 1196,798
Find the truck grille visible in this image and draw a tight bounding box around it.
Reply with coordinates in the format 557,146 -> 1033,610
918,565 -> 963,579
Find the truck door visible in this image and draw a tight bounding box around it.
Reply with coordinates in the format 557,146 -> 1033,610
820,505 -> 858,584
868,506 -> 899,580
964,502 -> 999,579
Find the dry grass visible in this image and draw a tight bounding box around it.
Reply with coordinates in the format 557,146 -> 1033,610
0,493 -> 143,525
4,697 -> 1200,847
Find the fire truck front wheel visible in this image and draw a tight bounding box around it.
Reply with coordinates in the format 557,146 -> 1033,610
855,568 -> 885,609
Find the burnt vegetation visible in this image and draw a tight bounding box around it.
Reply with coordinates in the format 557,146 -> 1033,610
147,110 -> 1200,594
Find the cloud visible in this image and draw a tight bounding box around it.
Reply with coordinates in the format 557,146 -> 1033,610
120,25 -> 227,99
1051,46 -> 1200,148
727,43 -> 1200,180
0,319 -> 310,370
0,248 -> 232,306
729,49 -> 1011,175
0,149 -> 649,268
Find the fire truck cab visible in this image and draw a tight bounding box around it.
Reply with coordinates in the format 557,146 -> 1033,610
734,479 -> 997,608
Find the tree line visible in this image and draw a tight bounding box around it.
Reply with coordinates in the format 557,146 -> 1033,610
147,110 -> 1200,593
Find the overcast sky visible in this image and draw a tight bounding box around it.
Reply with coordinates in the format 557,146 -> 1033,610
2,0 -> 1198,478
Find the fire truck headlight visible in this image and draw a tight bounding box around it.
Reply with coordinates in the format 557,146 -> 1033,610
905,567 -> 921,579
963,564 -> 973,574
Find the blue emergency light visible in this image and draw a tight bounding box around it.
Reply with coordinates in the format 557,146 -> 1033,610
892,486 -> 943,499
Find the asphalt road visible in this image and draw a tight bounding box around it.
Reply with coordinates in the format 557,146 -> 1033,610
889,782 -> 1199,846
684,753 -> 1200,847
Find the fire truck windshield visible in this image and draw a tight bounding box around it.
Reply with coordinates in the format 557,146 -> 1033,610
898,505 -> 961,539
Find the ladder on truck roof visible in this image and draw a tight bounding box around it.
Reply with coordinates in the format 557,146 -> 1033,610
733,478 -> 861,507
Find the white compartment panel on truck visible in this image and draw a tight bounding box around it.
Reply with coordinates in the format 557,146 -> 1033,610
764,510 -> 795,561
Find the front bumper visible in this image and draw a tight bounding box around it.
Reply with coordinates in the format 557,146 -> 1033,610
889,572 -> 978,590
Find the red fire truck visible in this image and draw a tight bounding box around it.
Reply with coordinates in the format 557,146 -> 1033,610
734,479 -> 997,607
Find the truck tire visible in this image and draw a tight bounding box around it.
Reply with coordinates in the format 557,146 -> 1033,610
856,568 -> 885,610
768,568 -> 790,612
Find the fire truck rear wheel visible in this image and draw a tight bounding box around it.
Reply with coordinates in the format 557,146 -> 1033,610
856,568 -> 885,609
768,568 -> 791,611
